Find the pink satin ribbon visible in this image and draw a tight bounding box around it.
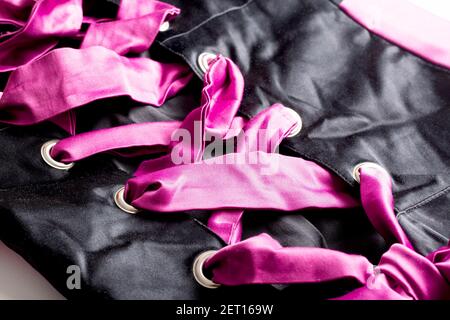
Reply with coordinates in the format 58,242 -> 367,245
123,56 -> 247,198
0,46 -> 192,126
81,0 -> 179,55
207,104 -> 300,244
50,116 -> 248,163
126,152 -> 358,212
0,0 -> 33,27
0,0 -> 83,72
0,0 -> 180,72
335,243 -> 450,300
50,121 -> 181,163
38,57 -> 246,167
340,0 -> 450,70
202,165 -> 449,299
360,166 -> 413,249
0,0 -> 187,134
205,234 -> 449,300
205,233 -> 373,285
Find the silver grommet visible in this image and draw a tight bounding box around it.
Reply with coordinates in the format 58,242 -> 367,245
193,250 -> 220,289
159,21 -> 170,32
41,140 -> 74,170
114,186 -> 139,214
284,108 -> 303,137
352,162 -> 387,183
197,52 -> 217,74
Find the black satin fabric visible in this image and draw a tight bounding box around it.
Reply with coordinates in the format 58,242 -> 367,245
156,0 -> 450,254
0,0 -> 448,300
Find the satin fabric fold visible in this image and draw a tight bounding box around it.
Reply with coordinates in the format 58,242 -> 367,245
127,151 -> 358,212
0,46 -> 193,126
81,0 -> 180,55
124,56 -> 246,200
340,0 -> 450,70
205,234 -> 450,300
202,167 -> 448,299
0,0 -> 33,26
360,166 -> 413,249
51,121 -> 181,163
207,104 -> 300,244
335,244 -> 450,300
0,0 -> 83,72
50,117 -> 249,164
205,233 -> 373,285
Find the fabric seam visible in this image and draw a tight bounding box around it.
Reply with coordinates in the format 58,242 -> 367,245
161,0 -> 255,45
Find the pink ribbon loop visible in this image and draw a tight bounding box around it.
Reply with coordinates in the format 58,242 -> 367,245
127,55 -> 245,184
360,165 -> 413,249
335,244 -> 450,300
203,235 -> 449,300
207,103 -> 305,244
50,121 -> 181,163
205,233 -> 373,286
0,46 -> 192,126
127,151 -> 359,212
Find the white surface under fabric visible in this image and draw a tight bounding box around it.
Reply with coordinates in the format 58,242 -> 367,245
408,0 -> 450,21
0,241 -> 64,300
0,0 -> 449,301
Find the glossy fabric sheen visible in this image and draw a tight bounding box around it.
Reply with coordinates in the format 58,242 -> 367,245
81,0 -> 180,55
206,234 -> 449,300
0,123 -> 385,299
0,0 -> 83,72
340,0 -> 450,70
0,132 -> 226,299
0,46 -> 192,126
0,0 -> 447,300
46,55 -> 345,246
360,167 -> 413,249
45,51 -> 384,298
206,233 -> 374,286
203,167 -> 449,299
0,48 -> 384,299
0,0 -> 178,71
128,151 -> 358,212
123,55 -> 358,215
336,244 -> 450,300
207,104 -> 299,244
51,122 -> 181,162
158,0 -> 450,254
126,56 -> 245,181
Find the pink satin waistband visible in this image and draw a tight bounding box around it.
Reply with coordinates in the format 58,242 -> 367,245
340,0 -> 450,70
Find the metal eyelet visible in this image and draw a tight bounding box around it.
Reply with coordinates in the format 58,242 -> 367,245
159,21 -> 170,32
352,162 -> 387,183
114,186 -> 139,214
192,250 -> 220,289
41,140 -> 74,170
284,108 -> 303,137
197,52 -> 217,74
